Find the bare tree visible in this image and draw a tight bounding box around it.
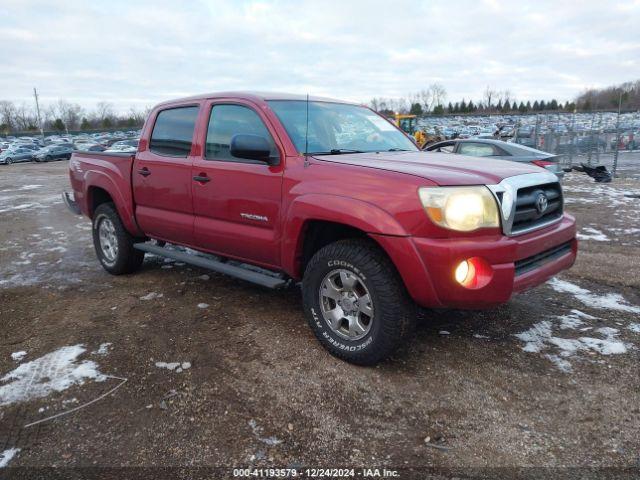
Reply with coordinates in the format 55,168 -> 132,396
0,101 -> 16,131
95,101 -> 115,125
483,86 -> 497,110
13,102 -> 36,131
428,83 -> 447,110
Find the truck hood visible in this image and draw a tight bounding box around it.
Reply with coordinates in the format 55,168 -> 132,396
313,151 -> 542,186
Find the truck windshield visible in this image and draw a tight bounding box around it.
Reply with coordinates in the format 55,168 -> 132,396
268,101 -> 418,155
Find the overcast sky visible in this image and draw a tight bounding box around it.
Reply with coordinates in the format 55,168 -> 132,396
2,0 -> 639,112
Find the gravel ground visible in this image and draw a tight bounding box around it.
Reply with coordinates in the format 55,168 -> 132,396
0,160 -> 639,478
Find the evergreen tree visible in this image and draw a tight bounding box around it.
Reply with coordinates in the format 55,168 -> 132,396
496,99 -> 503,112
525,101 -> 532,111
447,102 -> 453,114
549,99 -> 558,110
453,102 -> 460,113
53,118 -> 65,131
80,117 -> 90,130
539,100 -> 546,110
533,100 -> 540,111
503,100 -> 511,111
432,104 -> 444,115
518,101 -> 526,113
460,99 -> 467,113
409,103 -> 423,115
468,100 -> 476,112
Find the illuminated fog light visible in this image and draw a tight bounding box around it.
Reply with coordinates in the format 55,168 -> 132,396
455,260 -> 470,284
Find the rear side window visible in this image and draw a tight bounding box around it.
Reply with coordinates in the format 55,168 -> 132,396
458,143 -> 497,157
150,106 -> 199,157
205,104 -> 277,162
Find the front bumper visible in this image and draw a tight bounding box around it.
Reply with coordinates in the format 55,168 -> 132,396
372,214 -> 577,309
62,191 -> 81,215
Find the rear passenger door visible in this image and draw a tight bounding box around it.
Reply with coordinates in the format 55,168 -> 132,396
191,101 -> 284,268
133,105 -> 199,245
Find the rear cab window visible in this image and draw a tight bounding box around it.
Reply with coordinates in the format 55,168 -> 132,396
149,106 -> 199,157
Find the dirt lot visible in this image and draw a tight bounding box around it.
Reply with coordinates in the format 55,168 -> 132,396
1,160 -> 639,478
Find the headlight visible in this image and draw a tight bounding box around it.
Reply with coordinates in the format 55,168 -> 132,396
418,186 -> 500,232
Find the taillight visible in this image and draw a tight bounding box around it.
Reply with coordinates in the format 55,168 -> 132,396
532,160 -> 554,168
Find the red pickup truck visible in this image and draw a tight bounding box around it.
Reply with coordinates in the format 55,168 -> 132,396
65,92 -> 577,365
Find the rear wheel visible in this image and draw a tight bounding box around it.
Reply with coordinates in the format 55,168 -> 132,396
92,203 -> 144,275
45,155 -> 52,162
302,239 -> 415,365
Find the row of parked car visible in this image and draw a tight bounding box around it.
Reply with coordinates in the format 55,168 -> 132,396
0,130 -> 140,165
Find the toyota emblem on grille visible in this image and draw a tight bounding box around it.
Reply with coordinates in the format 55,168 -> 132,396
535,193 -> 549,214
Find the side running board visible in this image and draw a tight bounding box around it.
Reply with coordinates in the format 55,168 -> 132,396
134,243 -> 288,289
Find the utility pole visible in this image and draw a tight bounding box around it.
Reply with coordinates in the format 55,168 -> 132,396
612,91 -> 622,178
33,87 -> 44,141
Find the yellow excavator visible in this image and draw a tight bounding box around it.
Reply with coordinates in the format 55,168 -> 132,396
393,114 -> 430,148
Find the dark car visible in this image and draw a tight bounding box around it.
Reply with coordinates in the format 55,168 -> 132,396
0,147 -> 34,165
425,138 -> 564,179
33,144 -> 75,162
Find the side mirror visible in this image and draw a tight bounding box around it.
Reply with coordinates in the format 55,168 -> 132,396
230,134 -> 274,164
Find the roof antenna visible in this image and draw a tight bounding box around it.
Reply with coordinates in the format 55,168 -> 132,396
304,93 -> 310,168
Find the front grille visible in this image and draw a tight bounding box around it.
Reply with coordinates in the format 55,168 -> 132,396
511,182 -> 563,234
514,241 -> 572,276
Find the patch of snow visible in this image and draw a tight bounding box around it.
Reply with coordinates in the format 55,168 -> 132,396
548,278 -> 640,313
155,361 -> 190,373
577,227 -> 610,242
92,343 -> 111,355
628,323 -> 640,333
249,419 -> 283,446
438,330 -> 450,335
198,274 -> 210,281
515,319 -> 629,372
11,351 -> 27,361
197,303 -> 209,309
473,334 -> 490,339
0,448 -> 20,468
0,345 -> 106,406
139,292 -> 163,301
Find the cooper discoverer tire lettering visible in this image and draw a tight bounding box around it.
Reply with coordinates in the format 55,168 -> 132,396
302,239 -> 415,365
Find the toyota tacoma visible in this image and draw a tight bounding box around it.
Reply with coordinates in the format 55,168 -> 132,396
64,92 -> 577,365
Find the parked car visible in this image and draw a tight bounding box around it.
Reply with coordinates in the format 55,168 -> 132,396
76,143 -> 106,152
0,147 -> 34,164
64,93 -> 577,365
425,138 -> 565,179
33,144 -> 75,162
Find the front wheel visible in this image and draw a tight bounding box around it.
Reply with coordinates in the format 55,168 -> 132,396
5,158 -> 12,165
302,239 -> 415,365
45,155 -> 52,162
92,203 -> 144,275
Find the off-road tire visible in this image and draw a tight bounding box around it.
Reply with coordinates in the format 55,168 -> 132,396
302,239 -> 415,365
92,203 -> 144,275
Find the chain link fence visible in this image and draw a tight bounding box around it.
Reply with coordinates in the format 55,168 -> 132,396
418,111 -> 640,178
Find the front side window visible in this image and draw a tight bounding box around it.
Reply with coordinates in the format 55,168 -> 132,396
149,106 -> 199,157
268,101 -> 418,155
205,104 -> 277,161
458,143 -> 497,157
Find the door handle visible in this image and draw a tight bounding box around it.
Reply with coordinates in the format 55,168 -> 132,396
138,167 -> 151,177
193,175 -> 211,183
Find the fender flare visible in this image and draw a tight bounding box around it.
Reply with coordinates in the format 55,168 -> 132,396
281,194 -> 408,278
84,170 -> 143,236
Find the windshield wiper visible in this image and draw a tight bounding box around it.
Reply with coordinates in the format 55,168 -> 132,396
310,149 -> 364,155
385,148 -> 411,151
